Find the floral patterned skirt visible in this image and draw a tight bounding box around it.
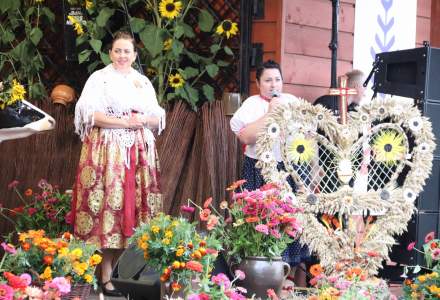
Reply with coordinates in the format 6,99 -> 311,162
72,128 -> 163,249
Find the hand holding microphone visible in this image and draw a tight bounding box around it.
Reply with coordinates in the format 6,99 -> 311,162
268,90 -> 282,112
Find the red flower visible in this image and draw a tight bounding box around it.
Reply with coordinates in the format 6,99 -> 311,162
3,272 -> 28,289
431,242 -> 438,249
186,260 -> 204,272
245,216 -> 259,223
203,197 -> 213,208
425,231 -> 435,243
27,207 -> 37,216
199,293 -> 211,300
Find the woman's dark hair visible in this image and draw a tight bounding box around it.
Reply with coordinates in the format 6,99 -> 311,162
256,60 -> 282,82
111,31 -> 136,51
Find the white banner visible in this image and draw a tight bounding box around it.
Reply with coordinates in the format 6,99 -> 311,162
352,0 -> 417,100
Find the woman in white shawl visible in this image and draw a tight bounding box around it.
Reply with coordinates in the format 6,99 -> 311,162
71,31 -> 165,296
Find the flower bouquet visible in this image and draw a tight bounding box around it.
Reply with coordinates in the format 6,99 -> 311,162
129,213 -> 222,296
1,230 -> 102,288
183,180 -> 303,261
403,231 -> 440,299
2,179 -> 72,238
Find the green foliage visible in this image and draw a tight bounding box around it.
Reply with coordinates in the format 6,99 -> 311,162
0,0 -> 55,100
72,0 -> 238,110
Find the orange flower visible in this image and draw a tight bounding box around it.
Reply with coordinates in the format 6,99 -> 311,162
199,240 -> 206,247
171,282 -> 181,291
62,232 -> 72,240
203,197 -> 213,208
431,242 -> 438,249
22,242 -> 31,251
24,188 -> 33,197
310,264 -> 323,277
245,216 -> 260,223
331,217 -> 341,228
207,215 -> 219,230
43,255 -> 54,265
186,260 -> 203,272
199,208 -> 211,221
226,179 -> 247,191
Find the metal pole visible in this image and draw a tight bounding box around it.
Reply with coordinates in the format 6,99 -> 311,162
329,0 -> 340,111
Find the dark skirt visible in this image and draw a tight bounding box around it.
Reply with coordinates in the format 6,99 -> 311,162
241,156 -> 310,267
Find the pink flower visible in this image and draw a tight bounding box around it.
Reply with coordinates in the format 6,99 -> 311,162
46,277 -> 71,295
432,248 -> 440,260
234,270 -> 245,280
0,283 -> 14,299
255,224 -> 269,235
267,289 -> 279,300
425,231 -> 435,243
235,286 -> 247,294
27,207 -> 38,216
212,273 -> 231,288
199,208 -> 211,221
203,197 -> 213,208
270,229 -> 281,239
19,273 -> 32,286
407,242 -> 416,251
181,205 -> 195,213
207,215 -> 219,231
7,180 -> 19,190
1,242 -> 16,254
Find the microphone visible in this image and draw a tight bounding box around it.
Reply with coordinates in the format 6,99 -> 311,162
271,90 -> 280,98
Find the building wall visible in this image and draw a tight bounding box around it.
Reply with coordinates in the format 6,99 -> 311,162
251,0 -> 431,102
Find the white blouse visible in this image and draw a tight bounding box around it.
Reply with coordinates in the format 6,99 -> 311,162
74,64 -> 166,166
230,93 -> 298,161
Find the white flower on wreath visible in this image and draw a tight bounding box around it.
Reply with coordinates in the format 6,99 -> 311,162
403,188 -> 417,202
282,191 -> 297,205
418,142 -> 430,154
283,110 -> 292,120
260,151 -> 274,163
267,122 -> 280,138
408,117 -> 423,132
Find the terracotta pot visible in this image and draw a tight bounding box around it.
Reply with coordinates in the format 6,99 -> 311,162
51,84 -> 76,105
237,256 -> 290,299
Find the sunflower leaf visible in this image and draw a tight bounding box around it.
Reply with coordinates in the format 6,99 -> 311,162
140,25 -> 166,57
198,9 -> 214,32
224,46 -> 234,56
206,64 -> 219,78
130,17 -> 146,33
202,84 -> 214,101
182,67 -> 199,79
96,7 -> 115,27
174,25 -> 184,39
78,49 -> 92,64
89,39 -> 102,54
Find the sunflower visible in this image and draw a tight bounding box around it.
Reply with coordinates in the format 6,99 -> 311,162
10,79 -> 26,102
287,134 -> 315,164
168,73 -> 185,88
163,38 -> 173,51
372,130 -> 406,165
216,19 -> 239,39
159,0 -> 182,19
67,16 -> 84,35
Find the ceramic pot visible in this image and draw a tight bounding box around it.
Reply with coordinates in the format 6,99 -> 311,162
237,256 -> 290,299
51,84 -> 75,105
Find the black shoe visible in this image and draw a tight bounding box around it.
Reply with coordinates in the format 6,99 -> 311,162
101,280 -> 123,297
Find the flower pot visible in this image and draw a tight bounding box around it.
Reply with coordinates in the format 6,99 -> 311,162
51,84 -> 76,106
237,256 -> 290,299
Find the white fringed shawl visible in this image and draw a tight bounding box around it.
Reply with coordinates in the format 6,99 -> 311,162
74,64 -> 166,167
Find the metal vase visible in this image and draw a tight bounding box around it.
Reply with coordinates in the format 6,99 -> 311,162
237,256 -> 290,298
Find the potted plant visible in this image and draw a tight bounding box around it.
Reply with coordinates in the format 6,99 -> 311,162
183,180 -> 303,298
129,213 -> 222,298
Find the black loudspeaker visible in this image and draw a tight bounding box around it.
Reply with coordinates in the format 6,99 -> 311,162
111,244 -> 233,300
62,1 -> 85,62
374,46 -> 440,100
111,244 -> 161,300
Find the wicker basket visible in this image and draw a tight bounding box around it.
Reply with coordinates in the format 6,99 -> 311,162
61,283 -> 91,300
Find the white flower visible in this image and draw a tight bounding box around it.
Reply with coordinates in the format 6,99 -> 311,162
267,123 -> 280,138
260,151 -> 274,163
418,142 -> 430,154
403,188 -> 417,202
378,106 -> 386,115
360,113 -> 370,123
408,117 -> 423,132
287,122 -> 301,132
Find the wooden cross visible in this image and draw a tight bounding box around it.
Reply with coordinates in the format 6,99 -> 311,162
328,75 -> 357,125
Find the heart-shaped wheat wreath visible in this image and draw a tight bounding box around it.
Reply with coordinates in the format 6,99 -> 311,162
256,97 -> 435,275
